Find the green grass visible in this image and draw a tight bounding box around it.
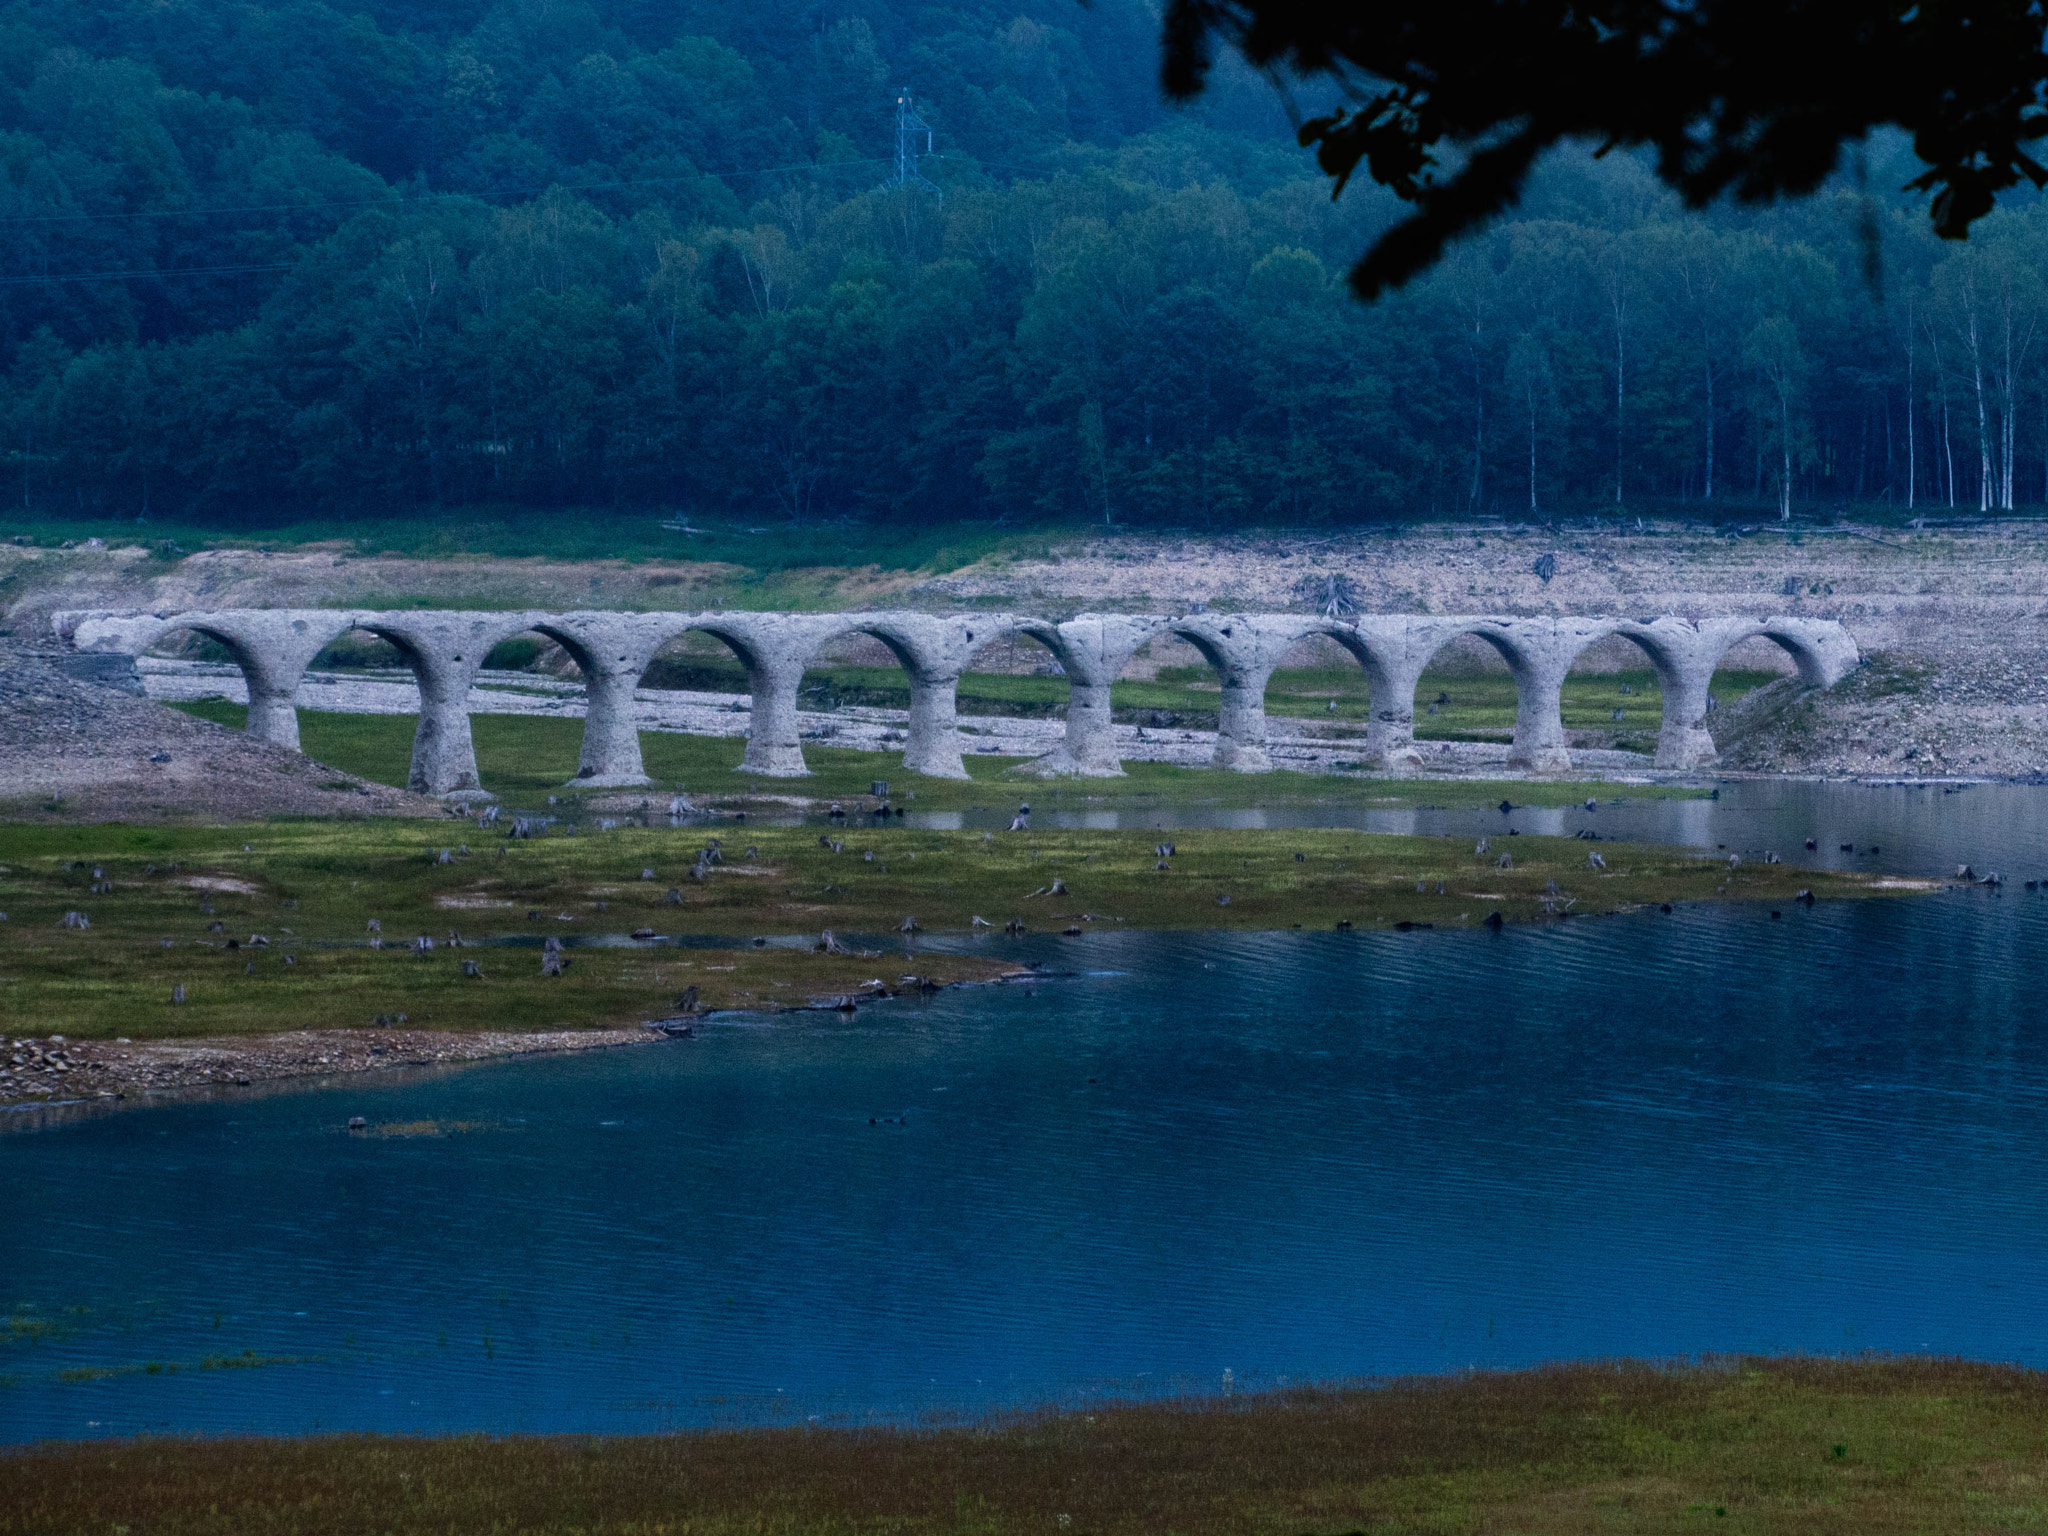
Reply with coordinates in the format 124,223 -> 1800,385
2,1356 -> 2044,1534
632,661 -> 1776,745
166,700 -> 1709,812
0,511 -> 1082,575
0,818 -> 1902,1041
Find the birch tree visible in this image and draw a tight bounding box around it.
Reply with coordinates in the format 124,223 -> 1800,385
1744,316 -> 1806,520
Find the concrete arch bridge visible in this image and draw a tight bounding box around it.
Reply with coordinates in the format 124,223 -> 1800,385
52,607 -> 1858,798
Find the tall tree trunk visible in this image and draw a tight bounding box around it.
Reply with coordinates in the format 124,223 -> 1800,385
1855,407 -> 1868,502
1605,248 -> 1628,505
1612,289 -> 1626,503
1527,389 -> 1538,512
1906,300 -> 1916,510
1779,377 -> 1793,520
1468,296 -> 1484,510
1930,326 -> 1955,507
1963,279 -> 1992,511
1703,355 -> 1715,500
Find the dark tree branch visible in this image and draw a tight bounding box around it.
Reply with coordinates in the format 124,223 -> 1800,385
1162,0 -> 2048,297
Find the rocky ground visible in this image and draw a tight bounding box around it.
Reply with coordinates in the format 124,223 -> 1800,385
1711,653 -> 2048,779
0,645 -> 448,820
0,1026 -> 651,1122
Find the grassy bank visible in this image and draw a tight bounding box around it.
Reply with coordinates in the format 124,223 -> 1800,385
0,819 -> 1898,1041
167,701 -> 1712,812
2,1356 -> 2042,1533
0,511 -> 1061,573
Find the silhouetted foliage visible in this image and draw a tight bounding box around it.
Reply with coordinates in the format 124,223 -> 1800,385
1162,0 -> 2048,297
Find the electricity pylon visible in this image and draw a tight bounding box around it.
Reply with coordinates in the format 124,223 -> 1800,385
891,88 -> 941,196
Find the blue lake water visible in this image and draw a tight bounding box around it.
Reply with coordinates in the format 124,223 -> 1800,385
5,782 -> 2048,1440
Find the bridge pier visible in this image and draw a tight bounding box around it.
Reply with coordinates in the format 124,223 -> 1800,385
1024,615 -> 1168,777
1496,618 -> 1614,775
60,608 -> 356,750
355,610 -> 544,797
187,610 -> 358,750
690,613 -> 858,777
845,613 -> 1030,779
1171,614 -> 1330,772
1346,618 -> 1496,770
538,612 -> 697,787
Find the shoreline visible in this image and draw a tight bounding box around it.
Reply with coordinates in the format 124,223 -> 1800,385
0,1025 -> 654,1127
0,876 -> 1954,1123
0,966 -> 1044,1124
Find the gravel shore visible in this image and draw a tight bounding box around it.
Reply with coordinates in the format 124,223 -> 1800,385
0,645 -> 446,820
0,1026 -> 651,1116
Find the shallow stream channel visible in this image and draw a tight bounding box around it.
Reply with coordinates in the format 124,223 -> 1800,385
5,781 -> 2048,1438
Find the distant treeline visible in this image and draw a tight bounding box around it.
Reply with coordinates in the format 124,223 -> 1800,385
0,0 -> 2043,527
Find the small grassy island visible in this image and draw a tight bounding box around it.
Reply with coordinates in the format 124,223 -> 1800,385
2,1356 -> 2043,1533
1,811 -> 1899,1044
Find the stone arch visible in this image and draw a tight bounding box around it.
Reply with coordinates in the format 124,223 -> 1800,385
1600,618 -> 1752,769
1752,618 -> 1860,687
1009,614 -> 1170,777
525,611 -> 699,787
349,609 -> 545,797
821,612 -> 1043,779
1162,613 -> 1349,771
678,612 -> 865,777
1597,619 -> 1718,769
1343,617 -> 1522,770
93,608 -> 359,753
1343,617 -> 1613,774
1482,618 -> 1621,773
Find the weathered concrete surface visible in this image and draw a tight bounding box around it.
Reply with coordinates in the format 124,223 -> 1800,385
59,604 -> 1860,782
1340,618 -> 1477,770
1167,614 -> 1337,771
58,607 -> 358,749
833,612 -> 1032,779
1482,618 -> 1616,774
353,610 -> 543,797
686,611 -> 862,776
534,611 -> 696,785
1021,615 -> 1171,777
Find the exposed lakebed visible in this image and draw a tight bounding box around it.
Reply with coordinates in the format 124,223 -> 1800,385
3,780 -> 2046,1440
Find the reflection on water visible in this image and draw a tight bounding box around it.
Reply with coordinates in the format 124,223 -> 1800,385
7,842 -> 2048,1437
916,780 -> 2048,878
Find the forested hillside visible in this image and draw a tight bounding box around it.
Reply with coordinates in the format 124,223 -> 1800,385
0,0 -> 2043,530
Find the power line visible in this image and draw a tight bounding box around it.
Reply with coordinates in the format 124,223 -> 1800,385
0,154 -> 900,227
0,261 -> 295,285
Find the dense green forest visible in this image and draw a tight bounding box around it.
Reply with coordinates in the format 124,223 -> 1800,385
0,0 -> 2045,530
